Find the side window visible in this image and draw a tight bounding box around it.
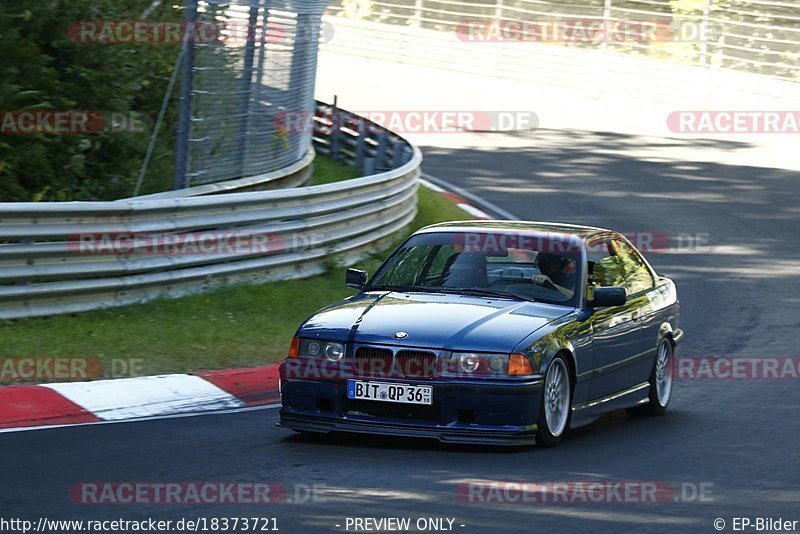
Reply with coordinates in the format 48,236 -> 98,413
586,238 -> 624,291
586,237 -> 654,296
613,239 -> 655,295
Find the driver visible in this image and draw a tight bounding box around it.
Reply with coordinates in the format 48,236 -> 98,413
533,253 -> 576,299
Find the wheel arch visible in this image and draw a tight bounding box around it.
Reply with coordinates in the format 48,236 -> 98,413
657,321 -> 677,347
554,348 -> 577,393
539,341 -> 577,390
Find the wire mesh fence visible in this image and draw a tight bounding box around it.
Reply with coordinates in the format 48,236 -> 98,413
326,0 -> 799,81
180,0 -> 330,187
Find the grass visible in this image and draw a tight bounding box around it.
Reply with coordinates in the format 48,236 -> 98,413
308,156 -> 362,185
0,159 -> 471,381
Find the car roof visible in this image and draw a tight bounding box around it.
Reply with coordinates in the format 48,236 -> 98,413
416,220 -> 612,240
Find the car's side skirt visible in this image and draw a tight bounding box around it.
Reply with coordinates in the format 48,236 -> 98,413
569,382 -> 650,429
593,348 -> 657,378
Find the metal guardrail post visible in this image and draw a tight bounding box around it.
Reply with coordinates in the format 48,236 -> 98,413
364,157 -> 376,175
391,140 -> 405,168
375,130 -> 388,170
173,0 -> 198,190
354,118 -> 367,171
329,96 -> 341,159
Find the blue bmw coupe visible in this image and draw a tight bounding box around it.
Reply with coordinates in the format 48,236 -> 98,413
279,221 -> 682,447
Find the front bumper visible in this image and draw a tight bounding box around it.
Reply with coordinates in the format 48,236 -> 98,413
278,367 -> 544,446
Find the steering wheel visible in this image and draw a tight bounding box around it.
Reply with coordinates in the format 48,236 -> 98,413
531,275 -> 559,290
490,278 -> 535,287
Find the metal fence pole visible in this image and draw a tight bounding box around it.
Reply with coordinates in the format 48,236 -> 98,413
300,12 -> 322,161
173,0 -> 198,190
289,14 -> 311,96
412,0 -> 423,27
495,0 -> 503,22
254,2 -> 270,90
700,0 -> 712,67
236,1 -> 260,178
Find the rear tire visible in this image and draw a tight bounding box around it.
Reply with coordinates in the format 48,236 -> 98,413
536,356 -> 572,447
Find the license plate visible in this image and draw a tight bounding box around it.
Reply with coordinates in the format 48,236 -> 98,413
347,380 -> 432,405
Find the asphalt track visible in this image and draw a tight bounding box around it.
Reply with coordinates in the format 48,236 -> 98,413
3,129 -> 799,533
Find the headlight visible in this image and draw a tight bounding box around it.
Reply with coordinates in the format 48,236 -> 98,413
297,339 -> 346,361
448,352 -> 509,375
306,341 -> 322,357
459,353 -> 480,373
324,342 -> 345,362
447,352 -> 534,376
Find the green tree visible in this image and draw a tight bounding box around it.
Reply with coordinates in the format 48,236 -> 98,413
0,0 -> 181,201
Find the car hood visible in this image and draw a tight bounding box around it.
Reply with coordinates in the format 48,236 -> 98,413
298,291 -> 571,353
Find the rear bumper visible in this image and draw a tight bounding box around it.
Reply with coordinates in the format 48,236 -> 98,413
278,372 -> 544,446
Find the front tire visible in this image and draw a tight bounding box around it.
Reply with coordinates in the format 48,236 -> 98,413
536,356 -> 572,447
645,338 -> 674,416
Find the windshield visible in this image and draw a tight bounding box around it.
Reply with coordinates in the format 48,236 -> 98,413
367,231 -> 582,306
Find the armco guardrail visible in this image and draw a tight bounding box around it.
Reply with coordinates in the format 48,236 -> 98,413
0,103 -> 421,319
132,148 -> 316,200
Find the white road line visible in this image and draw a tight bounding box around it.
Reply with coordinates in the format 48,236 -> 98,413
418,177 -> 446,192
421,175 -> 493,218
456,203 -> 491,219
421,172 -> 519,221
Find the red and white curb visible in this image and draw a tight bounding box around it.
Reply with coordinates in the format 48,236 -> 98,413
419,178 -> 492,219
0,365 -> 279,432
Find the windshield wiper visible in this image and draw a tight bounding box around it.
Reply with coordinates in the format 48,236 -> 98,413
444,288 -> 535,302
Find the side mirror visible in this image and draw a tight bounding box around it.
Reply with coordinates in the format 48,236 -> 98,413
592,286 -> 627,307
345,268 -> 367,290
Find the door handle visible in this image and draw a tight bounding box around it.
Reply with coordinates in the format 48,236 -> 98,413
631,311 -> 640,322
